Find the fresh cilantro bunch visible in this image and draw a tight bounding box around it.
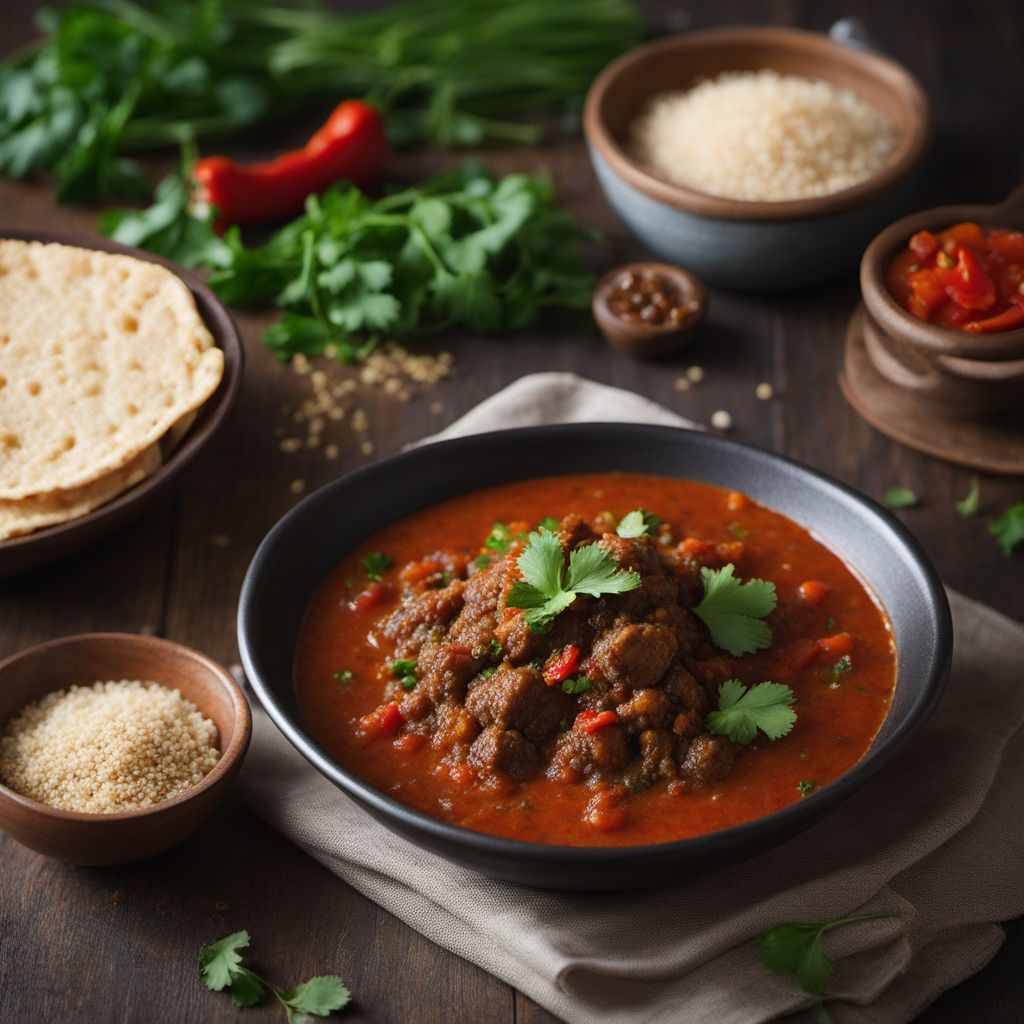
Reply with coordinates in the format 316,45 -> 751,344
693,564 -> 777,656
706,680 -> 796,744
105,162 -> 595,363
990,502 -> 1024,555
506,529 -> 641,632
199,930 -> 350,1022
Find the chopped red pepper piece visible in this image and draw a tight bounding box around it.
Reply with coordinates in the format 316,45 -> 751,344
798,580 -> 829,606
908,229 -> 939,261
357,701 -> 405,742
350,580 -> 391,612
544,645 -> 582,686
818,633 -> 854,659
946,247 -> 996,311
778,637 -> 821,675
963,305 -> 1024,333
576,709 -> 617,734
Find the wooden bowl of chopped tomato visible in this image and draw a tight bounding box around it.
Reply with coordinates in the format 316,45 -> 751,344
856,182 -> 1024,418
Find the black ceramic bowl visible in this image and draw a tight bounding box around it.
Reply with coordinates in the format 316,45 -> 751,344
238,424 -> 951,890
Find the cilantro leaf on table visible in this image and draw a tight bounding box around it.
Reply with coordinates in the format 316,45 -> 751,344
280,976 -> 352,1020
990,503 -> 1024,556
758,912 -> 898,997
616,509 -> 659,538
883,487 -> 918,510
706,680 -> 796,745
199,929 -> 250,992
103,162 -> 595,363
506,530 -> 641,632
199,931 -> 351,1020
955,478 -> 980,518
693,564 -> 777,656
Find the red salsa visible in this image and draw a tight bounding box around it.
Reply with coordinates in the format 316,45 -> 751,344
886,221 -> 1024,332
294,473 -> 896,847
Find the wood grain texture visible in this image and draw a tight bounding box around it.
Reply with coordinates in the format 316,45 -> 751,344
1,0 -> 1022,1021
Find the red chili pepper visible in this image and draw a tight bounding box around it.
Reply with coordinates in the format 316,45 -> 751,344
544,645 -> 581,686
350,580 -> 391,612
357,701 -> 404,742
576,709 -> 617,734
194,100 -> 388,229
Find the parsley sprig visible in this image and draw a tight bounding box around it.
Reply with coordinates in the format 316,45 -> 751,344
199,930 -> 350,1021
363,551 -> 394,582
758,912 -> 897,997
693,564 -> 777,656
505,530 -> 641,632
706,680 -> 796,745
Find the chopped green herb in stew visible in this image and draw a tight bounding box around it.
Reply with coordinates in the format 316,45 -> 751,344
363,551 -> 394,581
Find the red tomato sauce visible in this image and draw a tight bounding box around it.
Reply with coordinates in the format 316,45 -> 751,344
294,473 -> 897,847
886,222 -> 1024,332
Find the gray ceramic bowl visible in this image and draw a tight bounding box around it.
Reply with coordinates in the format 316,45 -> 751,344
238,424 -> 951,891
583,24 -> 932,290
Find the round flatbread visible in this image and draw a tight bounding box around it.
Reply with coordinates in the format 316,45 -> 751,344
0,240 -> 223,500
0,444 -> 162,540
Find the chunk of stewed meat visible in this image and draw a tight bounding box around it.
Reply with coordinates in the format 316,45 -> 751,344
679,733 -> 735,788
382,582 -> 466,654
468,726 -> 540,781
548,725 -> 630,782
465,664 -> 574,742
615,688 -> 670,734
446,569 -> 504,654
416,641 -> 484,705
623,729 -> 678,788
590,622 -> 677,691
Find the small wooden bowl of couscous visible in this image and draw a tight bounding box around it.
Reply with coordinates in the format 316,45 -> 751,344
583,23 -> 931,290
0,633 -> 250,865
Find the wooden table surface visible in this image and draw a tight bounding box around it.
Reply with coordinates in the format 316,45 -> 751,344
2,1 -> 1022,1021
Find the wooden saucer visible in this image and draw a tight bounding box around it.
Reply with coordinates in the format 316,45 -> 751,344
841,305 -> 1024,475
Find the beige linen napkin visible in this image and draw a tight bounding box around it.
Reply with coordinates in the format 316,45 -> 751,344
236,372 -> 1024,1024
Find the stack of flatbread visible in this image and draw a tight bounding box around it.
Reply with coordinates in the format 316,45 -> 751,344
0,240 -> 224,540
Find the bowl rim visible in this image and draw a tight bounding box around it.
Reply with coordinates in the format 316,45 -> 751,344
0,228 -> 245,557
0,632 -> 252,822
238,423 -> 952,867
860,201 -> 1024,359
583,25 -> 932,223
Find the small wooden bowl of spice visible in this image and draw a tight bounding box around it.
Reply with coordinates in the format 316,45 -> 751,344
0,633 -> 251,865
593,261 -> 707,359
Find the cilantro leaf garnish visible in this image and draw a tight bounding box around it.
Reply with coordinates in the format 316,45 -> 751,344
883,487 -> 918,510
616,509 -> 659,538
797,779 -> 817,797
537,516 -> 560,531
758,912 -> 897,997
955,478 -> 980,518
363,551 -> 394,581
990,503 -> 1024,556
706,680 -> 796,745
693,564 -> 777,656
505,530 -> 641,632
199,930 -> 350,1020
